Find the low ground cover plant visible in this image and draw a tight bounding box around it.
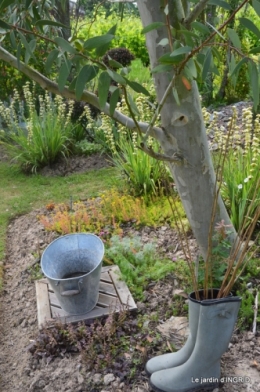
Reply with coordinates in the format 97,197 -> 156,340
105,235 -> 177,300
39,188 -> 187,238
28,309 -> 167,385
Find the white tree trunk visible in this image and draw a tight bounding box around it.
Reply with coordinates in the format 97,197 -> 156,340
137,0 -> 236,259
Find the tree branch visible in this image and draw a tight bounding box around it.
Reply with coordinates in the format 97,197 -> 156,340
184,0 -> 209,27
0,46 -> 162,139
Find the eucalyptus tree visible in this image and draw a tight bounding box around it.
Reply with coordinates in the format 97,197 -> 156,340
0,0 -> 259,259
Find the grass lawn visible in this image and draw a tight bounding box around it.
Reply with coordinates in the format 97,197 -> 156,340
0,162 -> 122,286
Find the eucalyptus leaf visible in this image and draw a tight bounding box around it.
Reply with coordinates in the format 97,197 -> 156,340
0,0 -> 14,11
17,31 -> 36,62
141,22 -> 165,34
25,39 -> 36,64
108,57 -> 123,69
127,93 -> 140,116
125,79 -> 150,96
208,0 -> 231,10
0,19 -> 11,29
249,46 -> 260,54
68,77 -> 77,92
75,65 -> 99,100
9,30 -> 16,49
249,62 -> 259,111
57,60 -> 72,92
107,69 -> 126,85
157,38 -> 169,47
151,64 -> 173,73
191,21 -> 210,35
17,41 -> 21,70
172,88 -> 180,105
252,0 -> 260,17
227,28 -> 241,50
230,57 -> 248,79
54,37 -> 76,54
45,49 -> 59,73
35,20 -> 68,28
98,72 -> 111,110
186,58 -> 197,78
109,88 -> 120,116
159,53 -> 184,64
239,18 -> 260,39
170,46 -> 192,58
202,49 -> 212,80
84,34 -> 114,50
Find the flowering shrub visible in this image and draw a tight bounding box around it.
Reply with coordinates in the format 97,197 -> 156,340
0,83 -> 91,172
203,106 -> 260,231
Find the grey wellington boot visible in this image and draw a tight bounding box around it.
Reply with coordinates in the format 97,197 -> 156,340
150,291 -> 241,392
145,297 -> 200,376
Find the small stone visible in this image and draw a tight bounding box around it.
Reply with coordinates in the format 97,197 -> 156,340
93,373 -> 102,384
246,332 -> 255,341
103,373 -> 115,386
38,379 -> 46,388
21,318 -> 28,328
77,373 -> 84,384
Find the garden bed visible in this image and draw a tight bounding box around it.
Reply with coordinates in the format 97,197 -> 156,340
0,208 -> 260,392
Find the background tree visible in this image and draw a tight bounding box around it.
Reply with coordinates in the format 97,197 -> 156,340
0,0 -> 259,260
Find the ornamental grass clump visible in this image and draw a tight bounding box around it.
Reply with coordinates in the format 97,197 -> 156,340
0,82 -> 86,172
98,86 -> 170,197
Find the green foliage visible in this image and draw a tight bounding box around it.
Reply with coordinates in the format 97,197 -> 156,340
111,132 -> 170,197
236,286 -> 256,330
77,12 -> 149,65
0,83 -> 87,172
74,140 -> 103,156
204,106 -> 260,231
95,84 -> 170,197
105,235 -> 176,300
221,149 -> 260,231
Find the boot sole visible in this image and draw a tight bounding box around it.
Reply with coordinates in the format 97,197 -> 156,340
150,379 -> 220,392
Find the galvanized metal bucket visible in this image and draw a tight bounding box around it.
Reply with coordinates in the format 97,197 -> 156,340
41,233 -> 104,315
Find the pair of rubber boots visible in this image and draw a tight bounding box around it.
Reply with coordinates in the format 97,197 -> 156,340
146,289 -> 241,392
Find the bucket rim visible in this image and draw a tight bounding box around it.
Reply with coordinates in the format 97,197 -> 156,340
41,233 -> 104,281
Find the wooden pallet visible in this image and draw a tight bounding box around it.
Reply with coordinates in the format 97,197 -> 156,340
35,265 -> 137,328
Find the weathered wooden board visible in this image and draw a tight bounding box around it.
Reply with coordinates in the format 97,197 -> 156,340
35,265 -> 137,328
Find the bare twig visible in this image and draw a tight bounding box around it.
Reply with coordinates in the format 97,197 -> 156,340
184,0 -> 209,27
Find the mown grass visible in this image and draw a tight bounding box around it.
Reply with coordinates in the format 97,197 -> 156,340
0,161 -> 122,287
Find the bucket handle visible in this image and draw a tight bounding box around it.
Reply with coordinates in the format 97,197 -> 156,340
56,279 -> 83,296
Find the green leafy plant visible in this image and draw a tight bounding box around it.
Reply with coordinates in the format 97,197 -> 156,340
105,235 -> 177,300
111,132 -> 170,197
0,83 -> 86,172
74,140 -> 103,156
